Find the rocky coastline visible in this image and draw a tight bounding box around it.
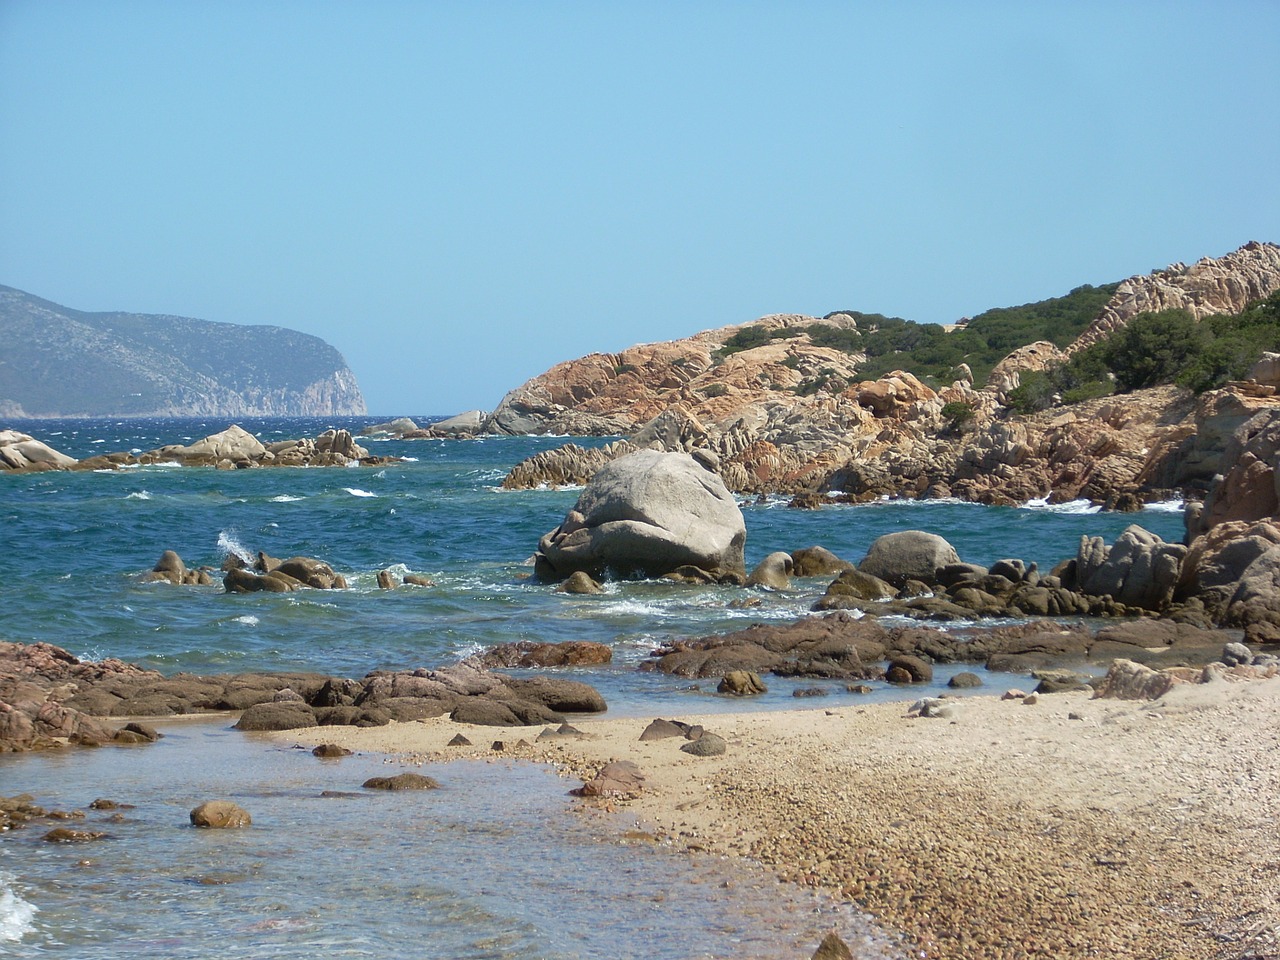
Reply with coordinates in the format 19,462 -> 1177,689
0,423 -> 398,472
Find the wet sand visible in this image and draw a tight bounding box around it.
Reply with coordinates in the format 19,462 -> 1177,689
277,676 -> 1280,959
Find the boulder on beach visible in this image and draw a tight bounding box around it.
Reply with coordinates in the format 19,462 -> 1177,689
534,450 -> 747,583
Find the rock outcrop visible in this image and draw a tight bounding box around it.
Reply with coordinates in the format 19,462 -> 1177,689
0,430 -> 78,472
1,425 -> 392,473
0,284 -> 366,417
0,639 -> 609,752
1070,241 -> 1280,354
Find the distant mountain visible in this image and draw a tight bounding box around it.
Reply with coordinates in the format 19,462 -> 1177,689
0,286 -> 366,418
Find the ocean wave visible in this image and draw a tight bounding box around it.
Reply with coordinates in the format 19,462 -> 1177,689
343,488 -> 377,498
269,494 -> 306,502
125,490 -> 151,500
231,615 -> 260,626
0,872 -> 38,942
1019,497 -> 1101,515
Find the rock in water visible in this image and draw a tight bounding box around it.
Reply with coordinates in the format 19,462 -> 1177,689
745,551 -> 793,589
362,773 -> 440,791
534,450 -> 746,582
189,801 -> 252,828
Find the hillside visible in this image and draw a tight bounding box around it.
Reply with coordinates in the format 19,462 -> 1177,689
481,241 -> 1280,440
0,286 -> 366,417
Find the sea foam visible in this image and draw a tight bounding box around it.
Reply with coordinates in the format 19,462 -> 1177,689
343,488 -> 377,498
1020,497 -> 1101,515
0,873 -> 38,942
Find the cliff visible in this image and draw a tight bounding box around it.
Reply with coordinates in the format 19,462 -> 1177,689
0,285 -> 366,417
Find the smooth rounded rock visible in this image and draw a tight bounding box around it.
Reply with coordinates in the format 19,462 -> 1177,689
190,801 -> 252,828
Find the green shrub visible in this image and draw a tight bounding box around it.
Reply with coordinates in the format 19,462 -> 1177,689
940,400 -> 976,429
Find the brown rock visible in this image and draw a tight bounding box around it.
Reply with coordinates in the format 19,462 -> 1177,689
311,744 -> 352,758
717,670 -> 768,696
811,931 -> 855,960
362,773 -> 440,791
572,760 -> 645,797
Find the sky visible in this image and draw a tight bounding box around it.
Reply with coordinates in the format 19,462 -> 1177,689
2,2 -> 1277,416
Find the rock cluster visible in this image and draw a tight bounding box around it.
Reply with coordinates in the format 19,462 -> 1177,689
1,424 -> 393,473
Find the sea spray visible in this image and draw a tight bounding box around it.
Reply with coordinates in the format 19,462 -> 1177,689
215,530 -> 253,565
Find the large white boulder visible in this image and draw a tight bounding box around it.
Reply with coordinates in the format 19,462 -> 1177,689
534,450 -> 746,582
0,430 -> 78,471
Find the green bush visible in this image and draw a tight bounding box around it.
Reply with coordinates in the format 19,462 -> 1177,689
940,400 -> 976,429
717,324 -> 802,356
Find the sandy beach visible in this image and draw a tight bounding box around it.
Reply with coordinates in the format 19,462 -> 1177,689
278,677 -> 1280,960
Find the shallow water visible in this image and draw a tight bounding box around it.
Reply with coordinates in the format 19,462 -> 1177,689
0,719 -> 901,959
1,416 -> 1189,955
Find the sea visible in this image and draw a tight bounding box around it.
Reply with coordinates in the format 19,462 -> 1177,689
0,416 -> 1188,959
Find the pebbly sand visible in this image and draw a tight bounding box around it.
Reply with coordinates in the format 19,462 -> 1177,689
277,676 -> 1280,960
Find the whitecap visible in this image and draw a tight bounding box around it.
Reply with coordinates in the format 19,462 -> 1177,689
0,872 -> 38,942
343,488 -> 377,498
232,615 -> 260,626
125,491 -> 151,500
401,456 -> 419,462
269,495 -> 305,503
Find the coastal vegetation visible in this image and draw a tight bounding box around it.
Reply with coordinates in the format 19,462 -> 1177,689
1008,290 -> 1280,413
716,283 -> 1121,386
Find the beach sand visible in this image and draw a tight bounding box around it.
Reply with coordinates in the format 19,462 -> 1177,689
277,677 -> 1280,960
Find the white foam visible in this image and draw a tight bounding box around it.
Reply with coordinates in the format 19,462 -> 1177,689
1143,499 -> 1186,513
125,490 -> 151,500
269,495 -> 305,502
1020,497 -> 1101,515
0,873 -> 38,942
343,488 -> 377,498
231,615 -> 260,626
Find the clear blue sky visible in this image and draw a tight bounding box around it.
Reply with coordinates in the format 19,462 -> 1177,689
2,1 -> 1277,416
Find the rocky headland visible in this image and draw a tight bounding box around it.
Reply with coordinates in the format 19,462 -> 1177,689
0,284 -> 367,418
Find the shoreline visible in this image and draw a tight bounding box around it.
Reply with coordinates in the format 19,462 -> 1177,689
277,678 -> 1280,960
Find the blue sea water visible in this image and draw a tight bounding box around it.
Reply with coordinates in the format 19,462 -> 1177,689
0,417 -> 1188,957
